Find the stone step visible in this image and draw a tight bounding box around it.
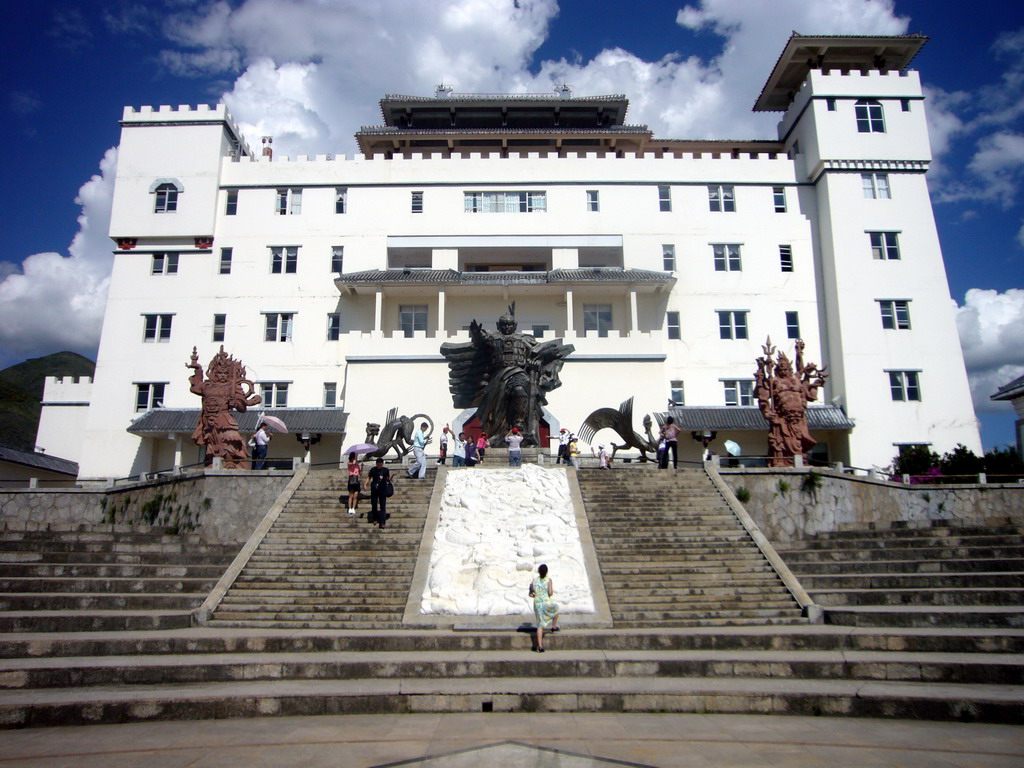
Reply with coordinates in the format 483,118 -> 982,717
799,572 -> 1024,589
786,558 -> 1024,575
210,611 -> 402,623
0,592 -> 204,612
0,577 -> 218,594
0,540 -> 235,555
805,524 -> 1023,540
0,562 -> 229,578
0,610 -> 193,633
823,605 -> 1024,629
0,551 -> 235,566
219,589 -> 410,601
784,535 -> 1024,551
811,588 -> 1024,607
779,546 -> 1024,562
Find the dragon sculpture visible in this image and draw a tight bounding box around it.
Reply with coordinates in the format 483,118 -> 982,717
364,408 -> 434,459
577,397 -> 661,462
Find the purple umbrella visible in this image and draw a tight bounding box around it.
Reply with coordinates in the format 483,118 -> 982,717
344,443 -> 378,455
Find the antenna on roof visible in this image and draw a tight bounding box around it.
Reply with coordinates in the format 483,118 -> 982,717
554,83 -> 573,98
435,82 -> 453,98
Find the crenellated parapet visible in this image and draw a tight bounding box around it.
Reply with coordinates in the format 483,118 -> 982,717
41,376 -> 93,405
121,104 -> 252,157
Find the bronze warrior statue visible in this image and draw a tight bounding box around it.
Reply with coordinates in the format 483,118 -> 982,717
187,346 -> 261,468
754,338 -> 828,467
440,303 -> 574,447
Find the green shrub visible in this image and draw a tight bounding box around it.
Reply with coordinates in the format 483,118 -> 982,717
735,487 -> 751,503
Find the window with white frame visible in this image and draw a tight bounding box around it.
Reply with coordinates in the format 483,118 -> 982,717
718,310 -> 748,340
260,382 -> 289,408
773,186 -> 787,213
142,314 -> 172,342
826,98 -> 836,111
464,191 -> 546,213
862,173 -> 891,199
879,300 -> 911,329
869,231 -> 900,260
335,187 -> 347,214
723,379 -> 754,406
270,246 -> 298,274
326,312 -> 341,341
264,313 -> 294,342
779,244 -> 794,272
713,244 -> 742,272
399,305 -> 427,337
323,382 -> 338,408
785,311 -> 800,339
411,191 -> 423,213
331,246 -> 344,273
662,244 -> 676,271
670,380 -> 685,406
666,311 -> 681,340
708,185 -> 736,212
586,190 -> 600,211
134,382 -> 166,412
225,189 -> 238,215
151,252 -> 178,275
583,304 -> 612,337
212,313 -> 226,342
153,182 -> 179,213
855,99 -> 885,133
275,188 -> 302,215
658,185 -> 671,212
219,247 -> 232,275
888,370 -> 921,401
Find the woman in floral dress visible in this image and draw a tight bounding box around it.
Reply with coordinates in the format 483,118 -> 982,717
529,563 -> 559,652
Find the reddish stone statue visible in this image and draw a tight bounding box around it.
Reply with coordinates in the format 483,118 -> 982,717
754,338 -> 828,467
187,346 -> 261,468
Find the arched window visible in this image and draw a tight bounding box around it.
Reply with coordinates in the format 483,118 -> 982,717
150,179 -> 183,213
855,99 -> 885,133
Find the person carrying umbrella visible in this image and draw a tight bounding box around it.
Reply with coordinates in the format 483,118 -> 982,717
252,423 -> 271,470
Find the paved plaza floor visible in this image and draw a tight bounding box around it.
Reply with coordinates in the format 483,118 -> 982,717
0,713 -> 1021,767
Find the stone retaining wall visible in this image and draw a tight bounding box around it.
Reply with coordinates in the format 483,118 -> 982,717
0,471 -> 292,545
719,468 -> 1024,543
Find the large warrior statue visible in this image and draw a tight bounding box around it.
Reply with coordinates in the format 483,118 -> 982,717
187,346 -> 261,468
754,337 -> 828,467
440,303 -> 574,447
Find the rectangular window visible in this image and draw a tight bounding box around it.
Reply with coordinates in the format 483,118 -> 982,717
264,313 -> 294,342
855,99 -> 885,133
275,188 -> 302,215
662,244 -> 676,271
670,380 -> 685,406
270,246 -> 298,274
779,244 -> 794,272
142,314 -> 172,342
327,312 -> 341,341
134,383 -> 166,412
154,183 -> 178,213
335,187 -> 347,214
879,300 -> 912,330
219,247 -> 232,275
785,311 -> 800,339
323,382 -> 338,408
666,311 -> 681,340
212,313 -> 226,342
531,324 -> 550,338
225,189 -> 238,216
583,304 -> 613,337
708,185 -> 736,212
586,190 -> 600,212
901,98 -> 911,112
713,244 -> 742,272
260,382 -> 289,408
862,173 -> 891,199
399,305 -> 427,337
889,371 -> 921,401
331,246 -> 344,273
658,185 -> 671,212
773,186 -> 787,213
151,252 -> 178,275
718,310 -> 748,340
464,191 -> 546,213
723,379 -> 754,407
869,231 -> 900,260
411,191 -> 423,213
826,98 -> 836,111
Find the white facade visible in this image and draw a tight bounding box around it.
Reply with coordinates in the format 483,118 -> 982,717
56,35 -> 980,480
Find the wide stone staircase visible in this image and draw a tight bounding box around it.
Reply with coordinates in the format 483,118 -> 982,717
206,467 -> 434,628
576,468 -> 803,626
777,519 -> 1024,628
0,523 -> 237,632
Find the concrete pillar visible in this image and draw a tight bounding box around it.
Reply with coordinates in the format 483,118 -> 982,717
833,461 -> 844,474
552,248 -> 578,270
794,454 -> 804,468
978,473 -> 987,484
212,457 -> 223,470
628,287 -> 638,335
565,289 -> 575,333
173,435 -> 183,469
374,289 -> 383,333
438,288 -> 446,337
28,477 -> 38,489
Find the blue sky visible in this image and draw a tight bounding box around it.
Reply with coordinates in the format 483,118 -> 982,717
1,0 -> 1022,454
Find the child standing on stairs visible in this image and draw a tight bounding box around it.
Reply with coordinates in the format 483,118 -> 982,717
346,453 -> 362,515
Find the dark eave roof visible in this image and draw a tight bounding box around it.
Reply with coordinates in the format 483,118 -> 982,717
0,444 -> 79,476
755,33 -> 929,112
357,126 -> 651,136
128,409 -> 348,435
662,406 -> 855,431
992,373 -> 1024,402
336,268 -> 675,288
378,94 -> 631,130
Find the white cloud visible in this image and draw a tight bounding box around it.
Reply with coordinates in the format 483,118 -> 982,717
0,148 -> 117,367
956,288 -> 1024,413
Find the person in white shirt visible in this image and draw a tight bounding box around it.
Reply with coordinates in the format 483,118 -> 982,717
557,428 -> 570,464
506,427 -> 524,467
437,425 -> 450,465
452,432 -> 467,467
407,422 -> 431,479
252,423 -> 271,470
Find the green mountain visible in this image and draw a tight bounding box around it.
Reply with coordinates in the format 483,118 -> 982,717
0,352 -> 95,452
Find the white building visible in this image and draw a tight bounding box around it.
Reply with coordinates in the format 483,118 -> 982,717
44,33 -> 981,480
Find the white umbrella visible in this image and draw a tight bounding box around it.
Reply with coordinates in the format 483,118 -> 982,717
723,440 -> 741,456
259,414 -> 288,433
